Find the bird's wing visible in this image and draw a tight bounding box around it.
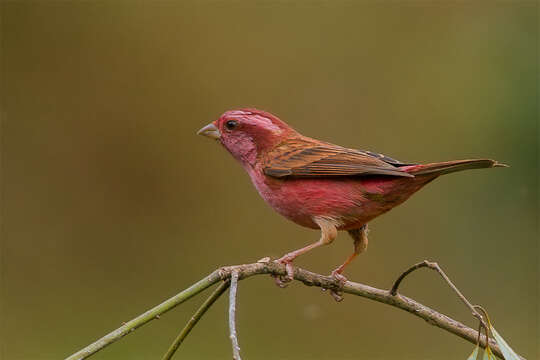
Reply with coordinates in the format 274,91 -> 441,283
262,138 -> 415,178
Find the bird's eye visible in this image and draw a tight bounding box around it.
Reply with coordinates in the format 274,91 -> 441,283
225,120 -> 238,130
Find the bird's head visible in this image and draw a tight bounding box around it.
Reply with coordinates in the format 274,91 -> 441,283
198,109 -> 296,166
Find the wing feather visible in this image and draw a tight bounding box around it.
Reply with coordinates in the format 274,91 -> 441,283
262,138 -> 414,178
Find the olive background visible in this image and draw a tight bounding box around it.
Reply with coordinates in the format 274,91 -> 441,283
1,2 -> 538,360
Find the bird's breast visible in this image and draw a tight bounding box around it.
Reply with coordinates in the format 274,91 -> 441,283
246,167 -> 372,229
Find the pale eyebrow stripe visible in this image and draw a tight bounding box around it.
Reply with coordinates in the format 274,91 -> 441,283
242,114 -> 282,134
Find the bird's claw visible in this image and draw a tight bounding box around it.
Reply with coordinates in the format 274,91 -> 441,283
272,256 -> 295,287
327,270 -> 348,302
273,275 -> 290,288
329,290 -> 344,302
331,270 -> 348,286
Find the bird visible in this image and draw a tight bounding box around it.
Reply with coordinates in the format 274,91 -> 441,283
198,108 -> 506,288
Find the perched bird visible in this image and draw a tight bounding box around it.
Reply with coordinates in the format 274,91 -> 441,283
198,109 -> 506,286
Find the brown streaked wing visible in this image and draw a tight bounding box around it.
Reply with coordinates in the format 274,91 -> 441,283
361,150 -> 414,167
262,139 -> 414,178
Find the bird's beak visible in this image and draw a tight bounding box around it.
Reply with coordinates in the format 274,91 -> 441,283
197,123 -> 221,140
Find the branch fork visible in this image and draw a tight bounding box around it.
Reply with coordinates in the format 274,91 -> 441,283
390,260 -> 488,331
65,259 -> 523,360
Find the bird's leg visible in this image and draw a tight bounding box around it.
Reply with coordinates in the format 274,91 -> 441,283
331,224 -> 369,283
273,217 -> 338,287
323,225 -> 368,301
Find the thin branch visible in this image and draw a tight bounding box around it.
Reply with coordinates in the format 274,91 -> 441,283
65,261 -> 525,360
390,260 -> 429,295
390,260 -> 487,330
228,271 -> 242,360
161,281 -> 230,360
64,273 -> 223,360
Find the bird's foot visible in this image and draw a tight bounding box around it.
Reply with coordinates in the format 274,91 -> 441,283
272,255 -> 295,288
273,275 -> 290,288
331,270 -> 348,285
326,270 -> 348,302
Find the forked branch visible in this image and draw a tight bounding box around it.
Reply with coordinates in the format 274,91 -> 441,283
161,281 -> 230,360
65,260 -> 523,360
391,260 -> 488,330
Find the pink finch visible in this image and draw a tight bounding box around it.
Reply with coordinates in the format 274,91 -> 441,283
198,108 -> 506,285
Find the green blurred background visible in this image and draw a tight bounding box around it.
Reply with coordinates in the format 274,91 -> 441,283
1,1 -> 538,359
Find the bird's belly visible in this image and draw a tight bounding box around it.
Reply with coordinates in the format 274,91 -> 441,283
248,173 -> 370,229
247,168 -> 435,230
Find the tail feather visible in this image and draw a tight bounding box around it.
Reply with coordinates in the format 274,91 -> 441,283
406,159 -> 508,176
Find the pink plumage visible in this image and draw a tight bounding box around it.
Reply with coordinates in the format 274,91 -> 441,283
198,108 -> 506,285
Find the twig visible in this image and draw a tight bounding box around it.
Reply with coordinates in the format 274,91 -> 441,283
64,273 -> 223,360
161,281 -> 230,360
390,260 -> 429,295
65,261 -> 525,360
474,305 -> 493,347
228,271 -> 242,360
390,260 -> 487,331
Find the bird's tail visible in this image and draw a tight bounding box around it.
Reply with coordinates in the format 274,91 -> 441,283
405,159 -> 508,177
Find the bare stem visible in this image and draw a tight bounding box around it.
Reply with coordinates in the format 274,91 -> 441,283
390,260 -> 429,295
64,260 -> 524,360
228,271 -> 242,360
161,281 -> 230,360
390,260 -> 488,331
64,272 -> 223,360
